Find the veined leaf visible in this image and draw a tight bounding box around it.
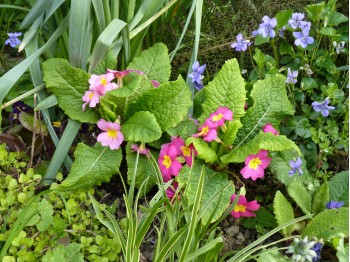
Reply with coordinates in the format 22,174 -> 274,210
273,191 -> 295,236
186,137 -> 217,164
329,171 -> 349,206
125,76 -> 192,131
200,59 -> 246,122
18,112 -> 48,136
221,120 -> 242,146
127,42 -> 171,84
287,182 -> 311,215
42,58 -> 99,123
233,74 -> 294,148
221,132 -> 300,163
57,143 -> 122,191
312,182 -> 329,215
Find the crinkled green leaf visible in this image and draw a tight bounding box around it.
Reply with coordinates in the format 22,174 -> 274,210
177,162 -> 235,224
312,182 -> 329,215
221,120 -> 242,146
302,208 -> 349,242
257,248 -> 290,262
241,207 -> 277,230
37,198 -> 54,232
273,191 -> 295,236
329,171 -> 349,206
221,132 -> 300,163
125,76 -> 192,131
18,111 -> 48,136
93,50 -> 117,75
126,142 -> 159,194
186,137 -> 217,164
200,59 -> 246,122
99,93 -> 118,122
234,74 -> 294,148
121,111 -> 162,143
287,182 -> 311,215
269,149 -> 313,187
167,119 -> 198,139
42,58 -> 99,123
127,42 -> 171,84
57,143 -> 122,191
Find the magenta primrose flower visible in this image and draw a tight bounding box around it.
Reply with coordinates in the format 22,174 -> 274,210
230,194 -> 260,219
158,144 -> 183,182
166,182 -> 179,201
97,119 -> 124,150
170,136 -> 197,167
240,150 -> 272,181
131,144 -> 151,157
263,123 -> 279,135
207,107 -> 233,128
193,122 -> 218,142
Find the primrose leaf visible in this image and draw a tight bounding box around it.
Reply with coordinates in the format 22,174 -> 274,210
186,137 -> 217,164
121,111 -> 162,143
127,42 -> 171,84
312,182 -> 329,215
57,143 -> 122,191
200,59 -> 246,122
329,171 -> 349,206
221,132 -> 300,163
302,208 -> 349,242
42,58 -> 99,123
125,76 -> 192,131
273,191 -> 296,236
167,119 -> 198,139
177,162 -> 235,224
93,50 -> 117,75
234,74 -> 294,148
126,142 -> 159,194
287,182 -> 311,215
221,120 -> 242,146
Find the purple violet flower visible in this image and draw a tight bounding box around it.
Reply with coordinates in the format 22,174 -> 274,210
311,242 -> 323,262
288,157 -> 303,176
311,99 -> 335,117
278,26 -> 286,38
188,61 -> 206,91
286,68 -> 298,84
5,32 -> 22,48
231,33 -> 252,52
299,21 -> 312,34
256,16 -> 277,38
326,200 -> 345,209
333,41 -> 346,54
293,30 -> 314,48
288,13 -> 305,29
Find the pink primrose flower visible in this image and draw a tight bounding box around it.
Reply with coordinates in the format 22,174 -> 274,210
166,182 -> 179,200
193,122 -> 218,142
230,194 -> 260,219
262,123 -> 279,135
207,107 -> 233,128
107,69 -> 145,87
97,119 -> 124,150
89,73 -> 118,93
170,136 -> 197,167
240,150 -> 271,181
150,80 -> 160,87
82,90 -> 101,110
131,144 -> 151,157
158,144 -> 183,182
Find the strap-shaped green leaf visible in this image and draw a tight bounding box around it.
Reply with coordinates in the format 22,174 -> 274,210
233,74 -> 294,148
273,191 -> 295,236
125,76 -> 192,131
287,182 -> 311,215
42,58 -> 99,123
199,59 -> 246,122
221,132 -> 300,163
127,42 -> 171,84
186,137 -> 217,164
302,208 -> 349,242
57,143 -> 122,191
122,111 -> 162,143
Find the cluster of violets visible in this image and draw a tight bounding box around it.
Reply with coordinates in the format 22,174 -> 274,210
4,32 -> 22,48
188,61 -> 206,90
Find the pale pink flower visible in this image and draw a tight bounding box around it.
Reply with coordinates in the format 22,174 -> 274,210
262,123 -> 279,135
158,144 -> 182,182
107,69 -> 144,87
97,119 -> 124,150
89,73 -> 118,93
82,90 -> 101,110
240,150 -> 271,181
131,144 -> 150,157
207,107 -> 233,128
230,194 -> 260,219
193,121 -> 218,142
170,136 -> 197,167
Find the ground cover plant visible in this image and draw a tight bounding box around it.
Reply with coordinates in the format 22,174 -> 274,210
0,0 -> 348,261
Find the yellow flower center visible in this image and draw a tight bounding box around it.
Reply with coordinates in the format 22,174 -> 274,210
248,157 -> 262,169
100,78 -> 107,86
234,205 -> 246,213
181,146 -> 191,157
212,113 -> 223,121
199,126 -> 209,136
107,129 -> 117,138
162,155 -> 172,169
89,92 -> 94,99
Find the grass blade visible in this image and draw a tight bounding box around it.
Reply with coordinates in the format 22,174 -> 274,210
34,94 -> 58,111
184,237 -> 224,262
0,4 -> 29,11
44,0 -> 65,23
20,0 -> 54,29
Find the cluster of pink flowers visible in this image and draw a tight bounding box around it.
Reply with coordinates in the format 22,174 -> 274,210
239,123 -> 278,181
193,107 -> 233,142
